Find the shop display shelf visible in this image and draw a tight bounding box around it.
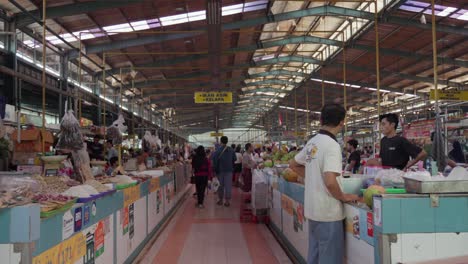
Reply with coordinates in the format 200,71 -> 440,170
76,189 -> 116,203
116,182 -> 138,190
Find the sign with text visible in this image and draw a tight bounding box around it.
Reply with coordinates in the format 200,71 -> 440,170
430,90 -> 468,101
210,132 -> 224,137
149,177 -> 160,193
194,92 -> 233,104
33,233 -> 86,264
123,185 -> 140,207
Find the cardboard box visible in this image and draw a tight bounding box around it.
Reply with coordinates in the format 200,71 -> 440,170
17,165 -> 43,174
11,129 -> 54,152
12,152 -> 38,165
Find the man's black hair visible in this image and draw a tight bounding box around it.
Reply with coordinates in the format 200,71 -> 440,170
109,156 -> 118,166
106,139 -> 113,145
347,139 -> 358,149
94,135 -> 101,140
245,143 -> 252,151
231,144 -> 236,149
379,113 -> 399,130
220,136 -> 228,145
320,103 -> 346,127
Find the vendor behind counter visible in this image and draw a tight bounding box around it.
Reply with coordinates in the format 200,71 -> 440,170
378,113 -> 427,170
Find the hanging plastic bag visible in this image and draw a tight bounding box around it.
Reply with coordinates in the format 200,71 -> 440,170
106,114 -> 127,145
211,177 -> 220,192
56,110 -> 84,151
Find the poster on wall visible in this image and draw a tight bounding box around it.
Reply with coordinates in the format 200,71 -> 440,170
345,205 -> 360,239
129,204 -> 135,239
148,188 -> 164,233
122,206 -> 129,235
62,210 -> 74,241
81,216 -> 114,264
32,232 -> 86,264
281,195 -> 308,260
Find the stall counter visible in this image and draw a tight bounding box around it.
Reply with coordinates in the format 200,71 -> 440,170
0,169 -> 190,264
262,169 -> 468,264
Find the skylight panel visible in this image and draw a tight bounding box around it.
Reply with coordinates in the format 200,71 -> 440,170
130,20 -> 150,31
103,23 -> 133,33
160,13 -> 190,26
400,1 -> 467,21
188,11 -> 206,22
222,3 -> 244,16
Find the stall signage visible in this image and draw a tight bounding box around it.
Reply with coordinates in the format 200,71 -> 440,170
33,233 -> 86,264
430,90 -> 468,101
122,206 -> 129,235
83,205 -> 90,227
149,177 -> 160,193
194,92 -> 233,104
210,132 -> 224,137
123,185 -> 140,207
281,195 -> 294,215
62,211 -> 74,241
367,212 -> 374,237
74,207 -> 82,232
403,119 -> 435,141
94,221 -> 105,258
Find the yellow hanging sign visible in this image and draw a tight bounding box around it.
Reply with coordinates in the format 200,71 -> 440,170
210,132 -> 224,137
149,177 -> 160,193
32,233 -> 86,264
123,185 -> 141,207
430,90 -> 468,101
194,92 -> 233,103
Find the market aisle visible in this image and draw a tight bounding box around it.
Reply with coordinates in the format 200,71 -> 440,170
137,186 -> 292,264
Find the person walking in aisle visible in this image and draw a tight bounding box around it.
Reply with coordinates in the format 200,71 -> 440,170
290,103 -> 360,264
106,140 -> 118,162
212,136 -> 236,207
242,143 -> 257,192
233,146 -> 243,187
192,146 -> 210,208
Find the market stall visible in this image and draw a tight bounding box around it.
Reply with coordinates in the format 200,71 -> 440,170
261,167 -> 468,264
0,168 -> 190,264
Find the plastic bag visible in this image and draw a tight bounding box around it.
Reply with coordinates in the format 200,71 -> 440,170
375,169 -> 405,187
106,114 -> 127,145
56,110 -> 84,150
211,177 -> 220,192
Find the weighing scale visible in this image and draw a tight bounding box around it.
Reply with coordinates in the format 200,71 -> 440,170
41,155 -> 67,176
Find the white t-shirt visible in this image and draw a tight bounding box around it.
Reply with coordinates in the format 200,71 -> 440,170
235,153 -> 242,164
295,133 -> 344,222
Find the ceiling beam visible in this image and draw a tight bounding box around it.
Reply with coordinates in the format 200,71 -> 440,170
68,5 -> 373,59
15,0 -> 146,28
385,16 -> 468,36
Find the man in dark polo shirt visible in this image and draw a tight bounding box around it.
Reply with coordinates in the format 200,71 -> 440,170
379,113 -> 427,170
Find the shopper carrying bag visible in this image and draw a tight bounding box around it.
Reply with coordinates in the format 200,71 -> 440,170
212,136 -> 236,207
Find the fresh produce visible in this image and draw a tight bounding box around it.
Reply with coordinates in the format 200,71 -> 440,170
281,168 -> 299,182
363,185 -> 386,208
264,160 -> 274,168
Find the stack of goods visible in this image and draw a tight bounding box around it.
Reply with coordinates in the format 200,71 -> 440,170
374,169 -> 405,187
62,185 -> 99,198
34,175 -> 70,194
32,194 -> 75,214
0,185 -> 32,208
85,179 -> 110,192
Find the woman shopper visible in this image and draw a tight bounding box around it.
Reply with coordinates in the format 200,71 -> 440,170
192,146 -> 210,208
233,146 -> 243,187
242,143 -> 257,192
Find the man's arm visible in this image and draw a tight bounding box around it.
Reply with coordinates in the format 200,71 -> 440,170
289,159 -> 305,178
346,160 -> 357,172
404,149 -> 427,171
324,172 -> 359,202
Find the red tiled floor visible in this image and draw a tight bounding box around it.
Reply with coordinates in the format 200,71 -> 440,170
139,187 -> 291,264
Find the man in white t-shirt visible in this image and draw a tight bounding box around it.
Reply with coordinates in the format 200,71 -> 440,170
290,103 -> 360,264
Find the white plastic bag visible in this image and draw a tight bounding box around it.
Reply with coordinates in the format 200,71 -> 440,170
107,114 -> 127,145
211,177 -> 220,192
